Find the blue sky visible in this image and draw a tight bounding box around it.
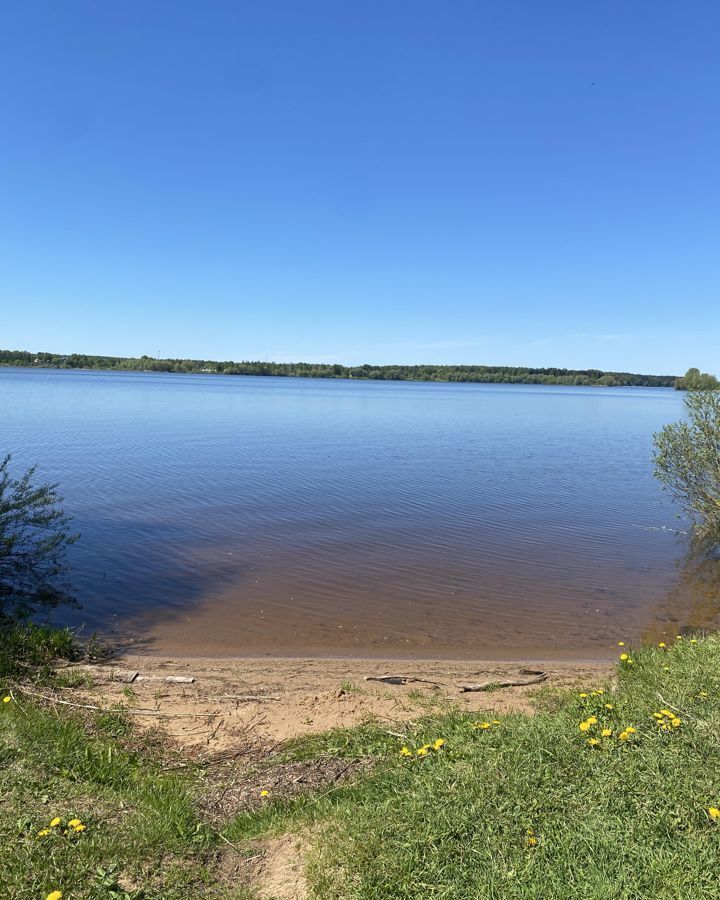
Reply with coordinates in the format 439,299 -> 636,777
1,1 -> 718,373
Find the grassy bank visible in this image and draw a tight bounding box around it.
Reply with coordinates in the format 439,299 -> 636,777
3,632 -> 720,898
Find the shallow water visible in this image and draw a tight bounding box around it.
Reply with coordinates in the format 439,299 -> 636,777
2,368 -> 717,659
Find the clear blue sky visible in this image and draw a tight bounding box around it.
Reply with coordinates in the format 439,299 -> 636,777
1,1 -> 718,373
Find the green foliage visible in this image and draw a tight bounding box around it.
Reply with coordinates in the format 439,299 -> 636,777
0,620 -> 79,678
1,348 -> 677,387
653,389 -> 720,543
0,454 -> 79,619
675,368 -> 720,391
293,637 -> 720,898
0,698 -> 216,898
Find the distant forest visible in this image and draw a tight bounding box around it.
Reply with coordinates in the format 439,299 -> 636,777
0,349 -> 679,388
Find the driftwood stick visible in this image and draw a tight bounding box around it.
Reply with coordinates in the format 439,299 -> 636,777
205,695 -> 281,702
14,687 -> 220,718
456,672 -> 548,692
364,675 -> 440,686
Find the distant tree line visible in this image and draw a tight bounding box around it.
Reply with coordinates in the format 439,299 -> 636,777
674,368 -> 719,391
0,348 -> 679,388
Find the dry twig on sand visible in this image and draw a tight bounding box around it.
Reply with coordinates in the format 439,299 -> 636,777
456,670 -> 548,692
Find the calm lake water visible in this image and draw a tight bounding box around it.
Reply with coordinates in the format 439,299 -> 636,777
2,368 -> 718,659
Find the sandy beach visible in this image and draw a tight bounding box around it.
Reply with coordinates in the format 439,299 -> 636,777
59,653 -> 613,750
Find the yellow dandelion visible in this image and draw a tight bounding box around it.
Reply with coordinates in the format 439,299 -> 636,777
49,818 -> 62,828
579,721 -> 592,732
260,789 -> 270,797
691,639 -> 698,645
663,666 -> 670,672
587,737 -> 600,746
671,718 -> 682,728
708,807 -> 720,821
619,731 -> 630,741
604,703 -> 614,710
416,747 -> 429,757
2,696 -> 11,703
432,738 -> 445,750
67,819 -> 82,828
37,828 -> 51,837
527,835 -> 538,846
619,653 -> 629,661
46,893 -> 63,900
625,726 -> 637,734
660,709 -> 673,717
618,641 -> 625,647
72,823 -> 86,832
579,692 -> 588,698
658,642 -> 666,649
676,635 -> 683,640
601,728 -> 613,737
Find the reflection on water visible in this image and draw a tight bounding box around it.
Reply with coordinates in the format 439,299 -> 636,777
644,549 -> 720,645
1,367 -> 717,658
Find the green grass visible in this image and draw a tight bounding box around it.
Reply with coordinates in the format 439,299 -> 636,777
0,620 -> 79,679
295,636 -> 720,898
0,695 -> 233,899
4,633 -> 720,898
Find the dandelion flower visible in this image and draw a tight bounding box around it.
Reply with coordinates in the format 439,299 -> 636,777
416,747 -> 429,757
618,731 -> 630,741
625,726 -> 637,734
432,738 -> 445,750
671,718 -> 682,728
658,642 -> 666,649
67,819 -> 82,828
618,641 -> 625,647
37,828 -> 51,837
527,835 -> 538,846
619,653 -> 629,661
260,790 -> 270,797
587,716 -> 598,725
601,728 -> 613,737
579,721 -> 592,732
691,639 -> 698,645
579,692 -> 588,698
2,696 -> 11,703
660,709 -> 673,717
587,738 -> 600,746
72,824 -> 86,832
709,807 -> 720,821
46,892 -> 63,900
604,703 -> 614,710
49,818 -> 62,828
